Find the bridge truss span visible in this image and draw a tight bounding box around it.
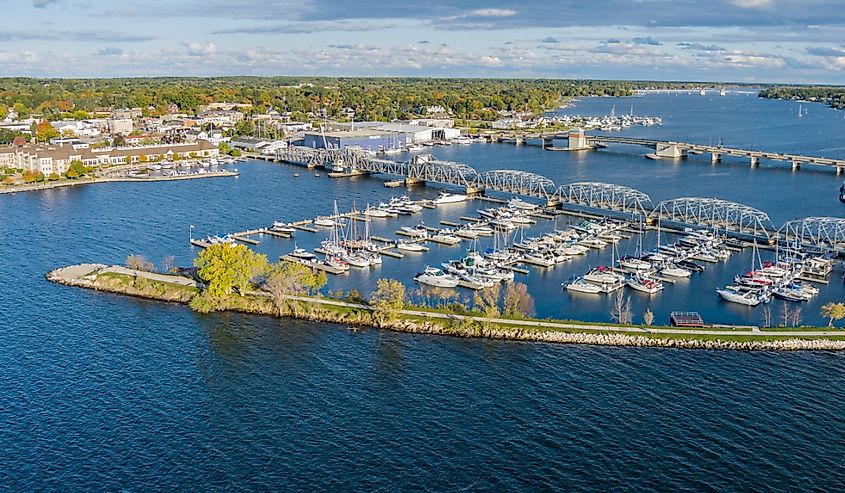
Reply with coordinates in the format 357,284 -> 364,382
554,182 -> 653,216
777,217 -> 845,249
649,197 -> 774,238
408,154 -> 479,186
479,170 -> 555,199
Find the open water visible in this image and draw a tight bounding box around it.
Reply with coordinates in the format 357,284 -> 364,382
2,92 -> 844,490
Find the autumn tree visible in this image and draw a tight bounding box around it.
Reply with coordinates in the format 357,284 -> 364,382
34,119 -> 58,143
820,302 -> 845,328
643,308 -> 655,326
125,254 -> 154,272
369,278 -> 406,322
503,282 -> 534,318
610,291 -> 633,325
474,284 -> 501,319
263,261 -> 327,316
194,243 -> 269,298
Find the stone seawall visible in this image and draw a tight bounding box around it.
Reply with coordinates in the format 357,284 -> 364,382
47,264 -> 845,352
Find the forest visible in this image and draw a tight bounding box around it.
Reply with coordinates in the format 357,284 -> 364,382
0,77 -> 742,123
759,86 -> 845,110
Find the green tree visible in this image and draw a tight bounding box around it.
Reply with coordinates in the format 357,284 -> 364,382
369,278 -> 405,322
65,160 -> 86,179
218,142 -> 231,154
194,243 -> 269,298
34,119 -> 58,142
820,302 -> 845,328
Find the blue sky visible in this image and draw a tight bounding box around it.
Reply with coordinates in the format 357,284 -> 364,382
2,0 -> 845,83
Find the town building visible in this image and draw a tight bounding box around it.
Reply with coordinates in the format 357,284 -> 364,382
302,129 -> 406,151
0,140 -> 218,174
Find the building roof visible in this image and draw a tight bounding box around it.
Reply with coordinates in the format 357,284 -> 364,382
306,129 -> 391,139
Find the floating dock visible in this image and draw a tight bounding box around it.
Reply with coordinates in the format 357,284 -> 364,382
279,255 -> 348,275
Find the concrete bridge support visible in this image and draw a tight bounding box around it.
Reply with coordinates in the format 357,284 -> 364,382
838,167 -> 843,176
750,156 -> 760,168
566,128 -> 590,151
405,178 -> 425,187
711,152 -> 721,164
792,160 -> 801,171
655,143 -> 687,159
465,185 -> 485,197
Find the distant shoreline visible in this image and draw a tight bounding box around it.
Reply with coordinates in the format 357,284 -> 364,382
0,171 -> 238,195
46,264 -> 845,352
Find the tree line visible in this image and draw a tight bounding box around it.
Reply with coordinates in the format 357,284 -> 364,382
0,77 -> 753,124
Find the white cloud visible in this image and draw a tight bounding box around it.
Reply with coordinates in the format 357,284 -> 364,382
469,8 -> 517,17
728,0 -> 772,7
186,42 -> 217,56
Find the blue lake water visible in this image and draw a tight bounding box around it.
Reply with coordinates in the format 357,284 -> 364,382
2,92 -> 845,490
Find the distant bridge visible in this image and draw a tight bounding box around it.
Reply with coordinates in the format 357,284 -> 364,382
559,132 -> 845,173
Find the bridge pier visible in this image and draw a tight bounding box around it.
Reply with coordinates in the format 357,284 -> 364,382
711,152 -> 721,164
465,186 -> 485,197
792,160 -> 801,171
405,178 -> 425,187
566,128 -> 591,151
838,167 -> 843,176
655,143 -> 687,159
750,156 -> 760,168
545,199 -> 562,208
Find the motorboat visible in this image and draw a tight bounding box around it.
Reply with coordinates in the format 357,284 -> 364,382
523,251 -> 556,267
677,259 -> 705,272
397,241 -> 425,252
414,266 -> 460,288
578,237 -> 608,249
288,247 -> 315,260
400,225 -> 429,238
324,256 -> 350,272
563,277 -> 602,294
433,192 -> 468,205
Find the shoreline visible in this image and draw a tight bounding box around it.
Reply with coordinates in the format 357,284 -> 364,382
46,264 -> 845,352
0,171 -> 238,195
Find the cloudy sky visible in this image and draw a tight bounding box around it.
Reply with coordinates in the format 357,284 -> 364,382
2,0 -> 845,82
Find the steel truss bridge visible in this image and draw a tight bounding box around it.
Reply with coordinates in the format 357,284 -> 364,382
274,147 -> 841,249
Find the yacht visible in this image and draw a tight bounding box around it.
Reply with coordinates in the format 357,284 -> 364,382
314,217 -> 339,227
626,274 -> 664,295
508,198 -> 538,210
716,286 -> 767,306
414,266 -> 460,288
272,222 -> 296,234
364,207 -> 390,218
583,266 -> 623,285
563,277 -> 602,294
397,241 -> 426,252
660,264 -> 692,278
430,232 -> 462,245
400,225 -> 429,238
618,256 -> 652,272
341,251 -> 371,268
433,192 -> 468,205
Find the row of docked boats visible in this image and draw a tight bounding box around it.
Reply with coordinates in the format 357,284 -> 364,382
564,227 -> 724,296
716,243 -> 830,306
